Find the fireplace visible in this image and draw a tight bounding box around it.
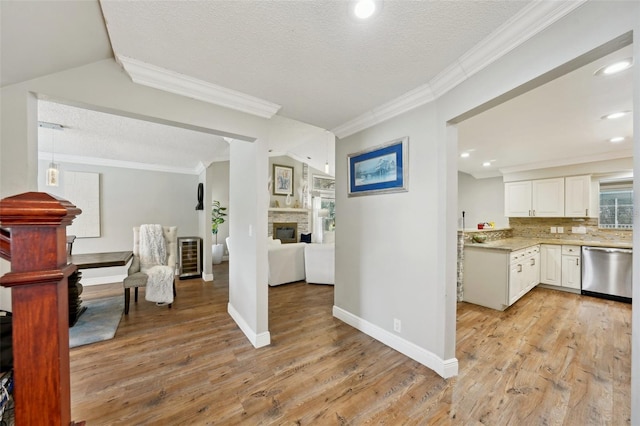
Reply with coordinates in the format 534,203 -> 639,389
273,222 -> 298,244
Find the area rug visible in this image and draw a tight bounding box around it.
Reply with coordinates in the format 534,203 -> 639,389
69,296 -> 124,349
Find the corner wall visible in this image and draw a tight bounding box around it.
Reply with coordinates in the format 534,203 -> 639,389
334,102 -> 458,377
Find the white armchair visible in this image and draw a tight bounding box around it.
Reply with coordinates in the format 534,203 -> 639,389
123,225 -> 178,314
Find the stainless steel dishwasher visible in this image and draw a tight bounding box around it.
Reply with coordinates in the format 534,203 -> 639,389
581,246 -> 632,302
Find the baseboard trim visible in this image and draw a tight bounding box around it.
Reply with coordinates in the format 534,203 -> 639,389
332,306 -> 458,379
228,302 -> 271,348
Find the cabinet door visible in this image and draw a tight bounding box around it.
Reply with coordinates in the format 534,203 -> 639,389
527,253 -> 540,291
565,175 -> 591,217
532,178 -> 564,217
509,263 -> 524,305
561,255 -> 581,289
540,245 -> 561,285
505,181 -> 532,217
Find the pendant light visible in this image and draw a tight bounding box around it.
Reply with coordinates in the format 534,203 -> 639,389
325,131 -> 331,174
39,121 -> 63,187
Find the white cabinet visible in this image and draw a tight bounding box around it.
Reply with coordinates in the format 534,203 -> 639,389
510,245 -> 540,304
561,245 -> 581,290
540,244 -> 562,285
505,181 -> 532,217
565,175 -> 593,217
532,178 -> 565,217
504,178 -> 564,217
464,245 -> 539,311
505,175 -> 595,218
540,244 -> 581,290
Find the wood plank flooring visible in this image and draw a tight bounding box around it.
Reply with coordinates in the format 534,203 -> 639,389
70,263 -> 631,424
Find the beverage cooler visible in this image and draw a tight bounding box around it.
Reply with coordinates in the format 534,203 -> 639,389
178,236 -> 202,279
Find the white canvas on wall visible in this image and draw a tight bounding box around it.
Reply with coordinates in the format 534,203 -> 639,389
65,171 -> 101,238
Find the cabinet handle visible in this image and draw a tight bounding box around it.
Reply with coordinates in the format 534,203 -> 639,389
531,258 -> 535,266
586,208 -> 589,216
576,258 -> 579,266
532,209 -> 536,216
517,264 -> 522,272
529,210 -> 532,216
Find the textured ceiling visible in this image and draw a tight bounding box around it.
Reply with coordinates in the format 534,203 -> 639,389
3,1 -> 633,178
100,0 -> 530,130
0,0 -> 112,87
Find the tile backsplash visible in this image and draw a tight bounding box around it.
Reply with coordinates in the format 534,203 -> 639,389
509,217 -> 632,244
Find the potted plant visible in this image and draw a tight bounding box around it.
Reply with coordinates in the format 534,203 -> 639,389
211,200 -> 227,264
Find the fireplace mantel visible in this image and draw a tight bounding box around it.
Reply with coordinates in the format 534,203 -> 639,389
268,208 -> 310,213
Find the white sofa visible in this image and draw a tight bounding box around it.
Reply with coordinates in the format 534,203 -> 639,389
304,243 -> 335,285
268,238 -> 306,286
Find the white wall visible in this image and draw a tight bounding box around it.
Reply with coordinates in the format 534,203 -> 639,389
335,102 -> 458,377
458,172 -> 508,230
227,139 -> 270,348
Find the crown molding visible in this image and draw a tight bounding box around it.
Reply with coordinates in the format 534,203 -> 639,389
333,84 -> 436,139
498,150 -> 633,175
117,55 -> 282,119
332,0 -> 587,139
39,152 -> 204,175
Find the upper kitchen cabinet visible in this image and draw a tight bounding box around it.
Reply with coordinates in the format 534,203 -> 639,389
505,178 -> 564,217
504,181 -> 532,217
505,175 -> 595,218
532,178 -> 565,217
565,175 -> 595,217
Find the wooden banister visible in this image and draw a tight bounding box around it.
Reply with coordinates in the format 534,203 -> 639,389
0,192 -> 83,426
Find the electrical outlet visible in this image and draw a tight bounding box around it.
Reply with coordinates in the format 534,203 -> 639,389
574,226 -> 586,234
393,318 -> 402,333
550,227 -> 556,233
557,227 -> 564,233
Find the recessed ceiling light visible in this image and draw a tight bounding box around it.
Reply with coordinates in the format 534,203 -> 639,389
595,58 -> 633,76
353,0 -> 377,19
482,161 -> 491,167
602,111 -> 630,120
610,136 -> 625,143
460,152 -> 470,158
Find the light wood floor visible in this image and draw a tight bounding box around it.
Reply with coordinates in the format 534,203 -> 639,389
70,263 -> 631,424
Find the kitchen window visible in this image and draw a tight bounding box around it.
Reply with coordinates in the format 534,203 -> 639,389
599,180 -> 633,229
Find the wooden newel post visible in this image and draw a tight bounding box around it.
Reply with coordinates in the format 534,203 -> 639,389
0,192 -> 82,426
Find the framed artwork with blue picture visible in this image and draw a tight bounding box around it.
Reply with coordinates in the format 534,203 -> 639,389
347,136 -> 408,197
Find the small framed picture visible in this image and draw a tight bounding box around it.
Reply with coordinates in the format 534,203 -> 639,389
312,175 -> 335,193
273,164 -> 294,196
347,136 -> 408,197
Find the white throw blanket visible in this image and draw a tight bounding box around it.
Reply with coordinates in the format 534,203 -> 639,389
139,224 -> 174,304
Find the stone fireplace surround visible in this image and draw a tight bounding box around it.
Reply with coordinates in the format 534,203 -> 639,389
268,208 -> 311,243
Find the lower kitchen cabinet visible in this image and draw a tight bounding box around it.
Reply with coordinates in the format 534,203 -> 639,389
561,245 -> 581,289
540,244 -> 562,285
464,245 -> 539,311
540,244 -> 581,291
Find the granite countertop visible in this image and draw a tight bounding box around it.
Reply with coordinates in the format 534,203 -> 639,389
465,237 -> 632,252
